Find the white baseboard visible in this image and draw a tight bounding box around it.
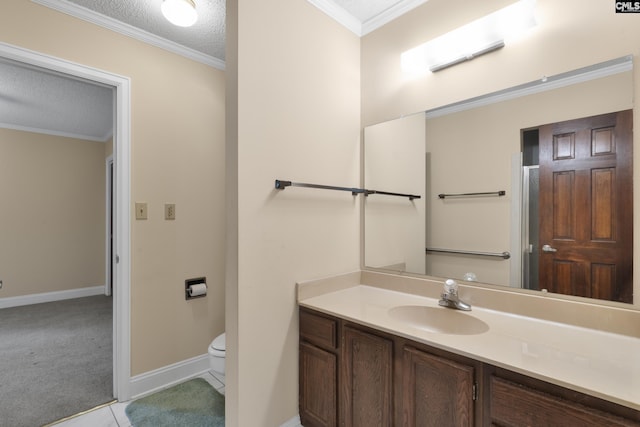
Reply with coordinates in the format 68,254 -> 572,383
128,353 -> 210,400
281,414 -> 302,427
0,285 -> 105,309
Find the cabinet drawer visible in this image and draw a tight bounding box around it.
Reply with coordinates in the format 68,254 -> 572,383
490,376 -> 640,427
300,309 -> 338,350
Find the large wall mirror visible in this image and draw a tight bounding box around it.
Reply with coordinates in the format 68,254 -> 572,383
364,56 -> 634,304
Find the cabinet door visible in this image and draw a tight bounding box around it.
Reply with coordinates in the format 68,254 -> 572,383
342,326 -> 393,427
402,346 -> 475,427
300,341 -> 337,427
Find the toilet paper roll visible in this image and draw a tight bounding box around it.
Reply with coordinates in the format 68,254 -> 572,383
188,283 -> 207,297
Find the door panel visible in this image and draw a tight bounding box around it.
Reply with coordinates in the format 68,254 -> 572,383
342,326 -> 393,427
539,110 -> 633,303
402,346 -> 474,427
299,342 -> 337,427
592,168 -> 615,240
552,170 -> 575,239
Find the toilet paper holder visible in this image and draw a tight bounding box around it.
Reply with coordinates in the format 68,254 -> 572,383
185,277 -> 207,300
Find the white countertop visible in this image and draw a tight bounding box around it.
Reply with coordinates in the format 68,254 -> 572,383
299,282 -> 640,411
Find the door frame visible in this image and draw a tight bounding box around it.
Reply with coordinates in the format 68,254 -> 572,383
106,155 -> 113,297
0,42 -> 132,400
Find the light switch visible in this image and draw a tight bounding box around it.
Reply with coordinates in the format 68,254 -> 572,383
165,203 -> 176,220
135,202 -> 148,220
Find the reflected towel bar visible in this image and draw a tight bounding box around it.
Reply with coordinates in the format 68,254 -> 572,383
426,247 -> 511,260
275,180 -> 420,200
364,189 -> 421,200
438,191 -> 506,199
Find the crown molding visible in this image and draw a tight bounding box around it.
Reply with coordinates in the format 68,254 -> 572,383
306,0 -> 363,36
307,0 -> 429,37
31,0 -> 225,70
361,0 -> 429,36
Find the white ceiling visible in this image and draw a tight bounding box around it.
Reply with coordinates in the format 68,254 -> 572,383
0,0 -> 426,141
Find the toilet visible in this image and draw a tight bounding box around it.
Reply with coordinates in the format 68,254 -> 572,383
208,333 -> 226,383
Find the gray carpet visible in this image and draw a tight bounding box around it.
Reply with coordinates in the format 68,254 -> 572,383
126,378 -> 225,427
0,295 -> 113,427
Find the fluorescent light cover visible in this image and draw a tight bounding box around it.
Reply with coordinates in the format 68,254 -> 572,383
161,0 -> 198,27
401,0 -> 537,73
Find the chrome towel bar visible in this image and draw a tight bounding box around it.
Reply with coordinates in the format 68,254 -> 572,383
426,247 -> 511,260
438,191 -> 506,199
275,180 -> 364,195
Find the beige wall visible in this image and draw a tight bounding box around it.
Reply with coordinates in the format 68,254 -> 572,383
228,0 -> 361,424
362,0 -> 640,125
0,129 -> 105,297
362,0 -> 640,308
1,0 -> 226,375
364,113 -> 426,273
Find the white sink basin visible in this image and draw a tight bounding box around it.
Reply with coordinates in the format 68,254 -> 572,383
388,305 -> 489,335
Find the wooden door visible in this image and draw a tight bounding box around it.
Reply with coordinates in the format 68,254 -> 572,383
342,326 -> 393,427
402,346 -> 474,427
538,110 -> 633,303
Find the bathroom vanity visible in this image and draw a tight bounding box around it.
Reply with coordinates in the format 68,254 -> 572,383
297,271 -> 640,426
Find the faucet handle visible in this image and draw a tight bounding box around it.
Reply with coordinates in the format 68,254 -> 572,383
444,279 -> 458,294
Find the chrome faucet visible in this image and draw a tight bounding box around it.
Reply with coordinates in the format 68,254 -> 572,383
438,279 -> 471,311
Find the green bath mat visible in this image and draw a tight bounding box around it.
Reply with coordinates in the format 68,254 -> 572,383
125,378 -> 224,427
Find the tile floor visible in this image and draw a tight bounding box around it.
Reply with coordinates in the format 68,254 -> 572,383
48,372 -> 225,427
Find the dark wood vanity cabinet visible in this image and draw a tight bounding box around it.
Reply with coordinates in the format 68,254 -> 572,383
299,307 -> 479,426
299,307 -> 640,427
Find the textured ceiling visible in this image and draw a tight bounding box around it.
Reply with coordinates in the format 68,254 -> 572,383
0,57 -> 113,142
61,0 -> 226,61
1,0 -> 421,140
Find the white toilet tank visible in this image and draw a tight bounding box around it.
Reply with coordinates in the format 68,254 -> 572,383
208,333 -> 225,381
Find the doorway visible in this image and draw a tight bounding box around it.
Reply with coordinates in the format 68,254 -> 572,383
0,42 -> 132,401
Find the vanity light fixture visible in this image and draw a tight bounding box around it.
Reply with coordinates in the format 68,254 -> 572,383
161,0 -> 198,27
401,0 -> 537,73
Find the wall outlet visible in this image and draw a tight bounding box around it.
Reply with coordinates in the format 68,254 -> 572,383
165,203 -> 176,220
135,202 -> 148,220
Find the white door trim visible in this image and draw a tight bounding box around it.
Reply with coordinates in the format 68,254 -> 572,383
0,42 -> 132,401
106,155 -> 114,297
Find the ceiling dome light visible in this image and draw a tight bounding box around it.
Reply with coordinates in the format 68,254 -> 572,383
161,0 -> 198,27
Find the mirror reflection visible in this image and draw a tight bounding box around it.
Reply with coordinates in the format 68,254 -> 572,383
364,57 -> 634,304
